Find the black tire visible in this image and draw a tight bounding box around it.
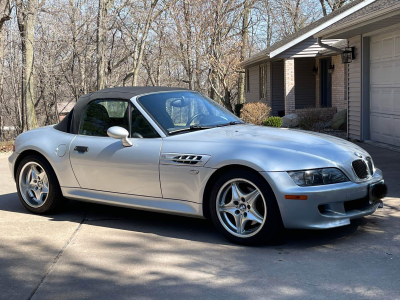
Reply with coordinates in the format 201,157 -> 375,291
16,155 -> 68,214
209,169 -> 282,245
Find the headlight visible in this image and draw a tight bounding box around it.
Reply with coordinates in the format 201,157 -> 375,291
288,168 -> 349,186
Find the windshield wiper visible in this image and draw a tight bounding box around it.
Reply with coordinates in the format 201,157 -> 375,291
168,121 -> 243,135
217,121 -> 244,127
168,125 -> 214,135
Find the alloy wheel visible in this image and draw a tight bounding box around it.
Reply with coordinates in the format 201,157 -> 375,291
216,178 -> 266,238
18,162 -> 49,208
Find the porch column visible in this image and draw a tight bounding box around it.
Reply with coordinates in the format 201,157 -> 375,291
266,62 -> 271,107
284,58 -> 295,115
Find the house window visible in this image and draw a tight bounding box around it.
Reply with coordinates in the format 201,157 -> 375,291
246,69 -> 250,92
259,64 -> 267,99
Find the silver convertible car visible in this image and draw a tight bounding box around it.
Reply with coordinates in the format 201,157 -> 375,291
9,87 -> 387,245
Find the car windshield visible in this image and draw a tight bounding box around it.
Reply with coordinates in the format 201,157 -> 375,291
137,91 -> 243,135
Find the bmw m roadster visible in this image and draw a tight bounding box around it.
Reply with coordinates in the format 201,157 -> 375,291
9,87 -> 387,244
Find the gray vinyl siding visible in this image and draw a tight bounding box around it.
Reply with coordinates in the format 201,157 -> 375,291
294,58 -> 316,109
245,65 -> 260,103
276,38 -> 341,58
348,35 -> 362,140
271,61 -> 284,116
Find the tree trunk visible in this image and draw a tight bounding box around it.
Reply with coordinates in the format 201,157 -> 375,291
237,0 -> 251,105
97,0 -> 113,90
319,0 -> 327,16
0,18 -> 5,139
0,0 -> 11,137
17,0 -> 39,131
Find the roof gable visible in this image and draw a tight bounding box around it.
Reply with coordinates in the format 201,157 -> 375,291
242,0 -> 376,66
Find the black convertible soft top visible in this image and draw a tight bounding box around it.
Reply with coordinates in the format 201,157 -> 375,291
54,86 -> 188,134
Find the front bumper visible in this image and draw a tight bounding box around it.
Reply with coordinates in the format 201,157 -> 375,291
261,169 -> 384,229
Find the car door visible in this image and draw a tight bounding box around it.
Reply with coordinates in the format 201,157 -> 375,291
69,99 -> 163,198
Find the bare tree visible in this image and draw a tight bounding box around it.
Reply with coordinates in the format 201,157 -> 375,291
16,0 -> 43,130
238,0 -> 253,104
0,0 -> 335,139
97,0 -> 114,90
0,0 -> 11,136
319,0 -> 353,15
117,0 -> 173,86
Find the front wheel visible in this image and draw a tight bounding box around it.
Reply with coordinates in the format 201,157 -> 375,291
16,155 -> 68,214
209,169 -> 282,245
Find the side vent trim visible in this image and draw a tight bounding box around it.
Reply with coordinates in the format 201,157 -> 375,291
161,153 -> 211,167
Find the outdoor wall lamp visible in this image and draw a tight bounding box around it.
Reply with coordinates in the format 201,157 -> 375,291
312,66 -> 318,76
328,64 -> 335,74
342,47 -> 356,64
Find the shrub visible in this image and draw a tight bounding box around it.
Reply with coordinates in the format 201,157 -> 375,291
263,116 -> 282,127
240,102 -> 271,125
296,107 -> 337,131
235,103 -> 244,117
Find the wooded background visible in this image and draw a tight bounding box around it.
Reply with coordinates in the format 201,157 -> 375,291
0,0 -> 353,139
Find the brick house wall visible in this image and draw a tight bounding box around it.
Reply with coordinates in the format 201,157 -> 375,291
315,54 -> 347,111
284,58 -> 295,114
331,54 -> 347,111
315,57 -> 320,107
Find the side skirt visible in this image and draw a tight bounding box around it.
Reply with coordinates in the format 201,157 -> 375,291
61,187 -> 204,218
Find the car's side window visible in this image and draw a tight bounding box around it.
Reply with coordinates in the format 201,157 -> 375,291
79,100 -> 129,137
131,106 -> 159,138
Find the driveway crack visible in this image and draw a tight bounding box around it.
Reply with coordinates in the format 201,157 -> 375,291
27,212 -> 88,300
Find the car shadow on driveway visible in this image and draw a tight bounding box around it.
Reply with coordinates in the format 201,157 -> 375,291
0,191 -> 378,249
1,191 -> 399,300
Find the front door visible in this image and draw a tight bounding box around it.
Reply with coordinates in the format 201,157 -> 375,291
69,99 -> 163,198
320,58 -> 332,107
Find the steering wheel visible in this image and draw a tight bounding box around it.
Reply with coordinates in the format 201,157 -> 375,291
186,113 -> 207,126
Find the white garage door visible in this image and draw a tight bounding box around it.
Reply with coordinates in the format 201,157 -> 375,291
370,30 -> 400,146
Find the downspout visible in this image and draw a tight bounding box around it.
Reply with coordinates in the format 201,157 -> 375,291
317,37 -> 343,54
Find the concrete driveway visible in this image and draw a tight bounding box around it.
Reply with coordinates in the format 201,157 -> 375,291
0,142 -> 399,300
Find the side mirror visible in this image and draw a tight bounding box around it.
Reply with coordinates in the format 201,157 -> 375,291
107,126 -> 132,147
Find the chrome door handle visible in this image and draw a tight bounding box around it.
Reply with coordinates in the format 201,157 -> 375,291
74,146 -> 89,153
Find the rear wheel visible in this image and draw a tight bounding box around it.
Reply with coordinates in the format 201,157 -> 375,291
16,155 -> 68,214
209,169 -> 282,245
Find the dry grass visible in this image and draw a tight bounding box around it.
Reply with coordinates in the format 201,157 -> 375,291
0,141 -> 14,153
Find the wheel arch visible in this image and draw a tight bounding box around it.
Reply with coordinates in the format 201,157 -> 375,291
14,149 -> 53,181
202,164 -> 277,219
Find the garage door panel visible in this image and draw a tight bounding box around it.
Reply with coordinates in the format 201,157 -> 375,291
370,63 -> 381,85
380,116 -> 393,138
370,31 -> 400,147
394,118 -> 400,146
370,88 -> 380,112
395,63 -> 400,84
382,37 -> 394,58
394,89 -> 400,113
395,36 -> 400,57
370,114 -> 380,135
380,89 -> 393,112
381,63 -> 394,84
371,39 -> 381,61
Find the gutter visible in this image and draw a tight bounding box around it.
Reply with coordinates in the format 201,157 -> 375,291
317,37 -> 343,54
314,2 -> 400,38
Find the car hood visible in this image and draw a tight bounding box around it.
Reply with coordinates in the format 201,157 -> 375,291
173,124 -> 367,155
164,124 -> 371,173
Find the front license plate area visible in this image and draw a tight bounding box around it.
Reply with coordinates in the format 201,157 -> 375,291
369,180 -> 387,204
